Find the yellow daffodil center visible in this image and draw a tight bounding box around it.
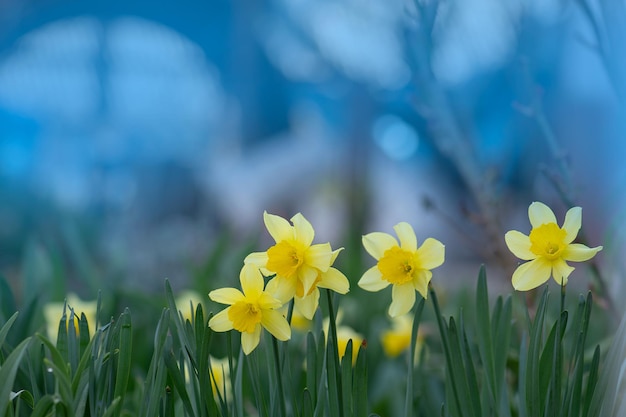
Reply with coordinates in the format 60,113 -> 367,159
228,301 -> 262,333
378,246 -> 418,285
267,240 -> 305,278
529,223 -> 567,260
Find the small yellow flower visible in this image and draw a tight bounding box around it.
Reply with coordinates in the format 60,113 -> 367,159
209,356 -> 231,402
279,304 -> 311,333
175,290 -> 204,322
505,202 -> 603,291
336,325 -> 363,365
358,222 -> 445,317
245,211 -> 349,319
381,314 -> 424,364
322,311 -> 363,365
43,293 -> 97,342
208,264 -> 291,355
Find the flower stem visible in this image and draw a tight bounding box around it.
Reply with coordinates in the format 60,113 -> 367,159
404,296 -> 426,417
325,288 -> 344,417
272,336 -> 287,417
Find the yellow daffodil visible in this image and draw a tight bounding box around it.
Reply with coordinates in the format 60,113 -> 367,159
336,325 -> 364,365
43,293 -> 97,342
381,314 -> 424,364
381,314 -> 412,357
209,356 -> 231,402
505,201 -> 603,291
175,290 -> 204,322
358,222 -> 445,317
208,264 -> 291,355
322,311 -> 363,365
245,211 -> 349,320
278,304 -> 311,333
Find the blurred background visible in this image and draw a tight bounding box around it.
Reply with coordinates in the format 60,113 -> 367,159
1,0 -> 625,307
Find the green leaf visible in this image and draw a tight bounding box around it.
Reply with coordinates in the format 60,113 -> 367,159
302,389 -> 314,417
306,332 -> 318,405
475,265 -> 498,407
430,287 -> 465,417
113,308 -> 132,415
353,339 -> 368,417
340,339 -> 353,417
9,390 -> 34,409
67,308 -> 79,377
582,345 -> 600,417
29,395 -> 56,417
79,312 -> 91,357
326,332 -> 342,417
0,338 -> 31,416
43,357 -> 74,406
518,333 -> 528,417
163,348 -> 195,416
139,308 -> 170,417
0,312 -> 18,350
526,286 -> 550,417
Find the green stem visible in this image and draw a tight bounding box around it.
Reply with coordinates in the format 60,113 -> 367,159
226,331 -> 239,417
404,297 -> 426,417
325,289 -> 344,417
272,336 -> 288,417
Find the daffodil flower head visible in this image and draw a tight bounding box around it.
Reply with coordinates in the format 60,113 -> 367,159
381,314 -> 412,358
322,313 -> 363,365
43,293 -> 97,343
381,314 -> 425,364
209,356 -> 232,402
504,202 -> 603,291
208,263 -> 291,355
245,211 -> 349,320
336,325 -> 364,365
358,222 -> 445,317
175,290 -> 204,323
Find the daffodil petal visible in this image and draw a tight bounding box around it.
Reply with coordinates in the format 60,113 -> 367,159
209,308 -> 234,332
412,270 -> 432,299
551,258 -> 575,286
394,222 -> 417,251
529,202 -> 557,228
291,213 -> 315,247
241,326 -> 262,355
305,243 -> 333,271
416,238 -> 445,269
256,292 -> 283,310
362,232 -> 397,260
562,206 -> 582,244
511,258 -> 552,291
317,267 -> 350,294
389,283 -> 416,317
299,264 -> 320,294
261,309 -> 291,341
504,230 -> 534,260
244,251 -> 269,267
240,264 -> 264,298
294,290 -> 320,320
266,276 -> 297,304
563,243 -> 602,262
330,247 -> 343,264
358,266 -> 389,291
209,288 -> 244,305
264,211 -> 294,242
